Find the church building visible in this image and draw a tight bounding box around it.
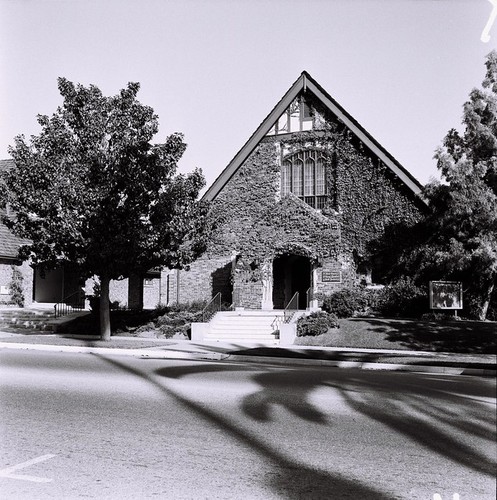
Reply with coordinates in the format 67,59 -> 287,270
167,71 -> 426,310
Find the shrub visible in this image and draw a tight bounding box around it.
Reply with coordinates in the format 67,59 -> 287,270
166,300 -> 208,313
322,288 -> 368,318
377,277 -> 427,318
421,312 -> 460,322
296,311 -> 339,337
8,266 -> 24,307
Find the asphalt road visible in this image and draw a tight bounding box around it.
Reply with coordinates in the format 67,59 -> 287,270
0,349 -> 495,500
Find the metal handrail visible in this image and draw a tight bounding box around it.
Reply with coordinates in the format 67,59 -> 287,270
54,290 -> 86,318
306,287 -> 313,310
284,292 -> 299,323
231,288 -> 240,310
202,292 -> 222,322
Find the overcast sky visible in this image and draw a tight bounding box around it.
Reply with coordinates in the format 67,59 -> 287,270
1,0 -> 495,189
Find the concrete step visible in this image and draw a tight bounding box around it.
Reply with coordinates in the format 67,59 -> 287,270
0,307 -> 57,331
205,310 -> 283,343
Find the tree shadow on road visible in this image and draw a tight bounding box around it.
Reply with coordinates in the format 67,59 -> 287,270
156,362 -> 497,479
97,356 -> 391,499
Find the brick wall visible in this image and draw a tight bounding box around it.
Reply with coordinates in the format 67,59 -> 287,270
109,279 -> 128,308
173,255 -> 234,306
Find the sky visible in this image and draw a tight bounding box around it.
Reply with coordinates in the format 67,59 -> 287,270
0,0 -> 496,191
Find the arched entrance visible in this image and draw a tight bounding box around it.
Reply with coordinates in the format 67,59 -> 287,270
272,254 -> 311,310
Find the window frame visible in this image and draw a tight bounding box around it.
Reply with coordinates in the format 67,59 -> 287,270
281,150 -> 327,209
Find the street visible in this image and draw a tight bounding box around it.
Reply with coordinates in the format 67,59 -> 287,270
0,348 -> 495,499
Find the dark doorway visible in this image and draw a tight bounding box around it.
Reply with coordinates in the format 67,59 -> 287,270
211,262 -> 233,305
272,254 -> 311,309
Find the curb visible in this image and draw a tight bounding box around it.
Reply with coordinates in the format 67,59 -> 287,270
0,342 -> 228,361
226,354 -> 496,376
0,341 -> 495,376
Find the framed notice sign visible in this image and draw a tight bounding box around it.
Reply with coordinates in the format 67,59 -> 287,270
429,281 -> 463,310
322,270 -> 342,283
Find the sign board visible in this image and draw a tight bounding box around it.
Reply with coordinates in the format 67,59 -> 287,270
0,286 -> 9,295
429,281 -> 463,310
322,270 -> 342,283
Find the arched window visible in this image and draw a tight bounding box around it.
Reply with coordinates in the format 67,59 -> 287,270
281,150 -> 327,209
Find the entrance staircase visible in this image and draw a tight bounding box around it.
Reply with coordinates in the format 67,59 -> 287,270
203,310 -> 284,344
0,306 -> 57,332
0,304 -> 88,333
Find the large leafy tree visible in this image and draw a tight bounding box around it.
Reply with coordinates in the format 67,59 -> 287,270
370,51 -> 497,320
1,78 -> 208,339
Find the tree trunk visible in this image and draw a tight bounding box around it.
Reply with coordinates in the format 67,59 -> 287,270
99,274 -> 111,341
478,279 -> 495,321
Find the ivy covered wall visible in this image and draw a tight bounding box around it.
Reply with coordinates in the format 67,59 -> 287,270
177,90 -> 424,309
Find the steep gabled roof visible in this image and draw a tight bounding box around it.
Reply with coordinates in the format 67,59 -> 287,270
0,220 -> 27,260
203,71 -> 424,202
0,158 -> 29,260
0,158 -> 15,172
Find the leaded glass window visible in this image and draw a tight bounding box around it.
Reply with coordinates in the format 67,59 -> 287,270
281,150 -> 327,209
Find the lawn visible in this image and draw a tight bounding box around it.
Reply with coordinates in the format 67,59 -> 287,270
295,317 -> 497,354
60,310 -> 496,354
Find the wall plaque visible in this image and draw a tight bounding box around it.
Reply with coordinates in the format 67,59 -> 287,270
322,270 -> 341,283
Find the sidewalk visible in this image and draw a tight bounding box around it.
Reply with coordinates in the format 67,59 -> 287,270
0,330 -> 495,376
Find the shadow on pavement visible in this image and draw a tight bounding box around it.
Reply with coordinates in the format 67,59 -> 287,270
97,355 -> 391,499
156,362 -> 497,479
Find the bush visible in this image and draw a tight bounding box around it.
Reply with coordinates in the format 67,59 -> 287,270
322,288 -> 368,318
421,312 -> 460,322
8,266 -> 24,307
165,300 -> 208,313
377,278 -> 427,318
296,311 -> 339,337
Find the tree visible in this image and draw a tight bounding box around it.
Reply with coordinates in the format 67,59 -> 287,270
1,78 -> 208,339
369,51 -> 497,320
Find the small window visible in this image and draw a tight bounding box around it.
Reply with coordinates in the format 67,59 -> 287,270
272,98 -> 314,135
301,101 -> 312,121
281,150 -> 327,208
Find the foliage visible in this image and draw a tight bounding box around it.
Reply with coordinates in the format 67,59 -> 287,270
1,78 -> 209,339
322,288 -> 368,318
8,265 -> 24,307
376,278 -> 428,318
420,312 -> 460,322
367,51 -> 497,321
133,308 -> 202,338
210,140 -> 340,286
296,311 -> 339,337
160,300 -> 208,313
